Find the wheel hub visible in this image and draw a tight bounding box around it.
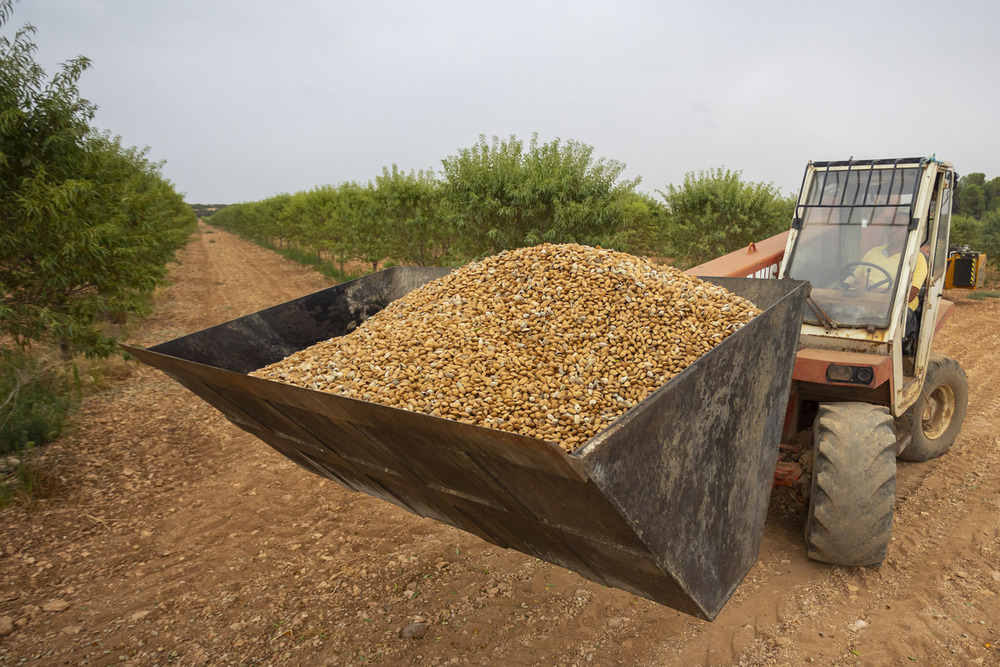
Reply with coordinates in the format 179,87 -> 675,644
922,384 -> 956,440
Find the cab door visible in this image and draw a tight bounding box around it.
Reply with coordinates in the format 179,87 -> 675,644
906,166 -> 954,405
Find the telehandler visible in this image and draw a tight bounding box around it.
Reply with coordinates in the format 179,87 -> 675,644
691,156 -> 968,568
126,156 -> 968,620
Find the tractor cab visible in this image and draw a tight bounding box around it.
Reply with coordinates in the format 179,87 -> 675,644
778,157 -> 955,417
783,164 -> 918,331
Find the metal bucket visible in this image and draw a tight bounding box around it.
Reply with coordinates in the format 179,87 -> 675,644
124,267 -> 808,620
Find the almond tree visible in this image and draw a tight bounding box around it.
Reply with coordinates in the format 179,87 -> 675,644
441,134 -> 639,258
0,2 -> 195,357
659,168 -> 793,269
374,165 -> 453,266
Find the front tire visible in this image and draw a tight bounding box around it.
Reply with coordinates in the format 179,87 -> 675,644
806,402 -> 897,567
897,355 -> 968,462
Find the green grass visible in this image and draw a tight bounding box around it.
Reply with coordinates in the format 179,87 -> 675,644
269,243 -> 361,283
966,290 -> 1000,301
0,349 -> 75,506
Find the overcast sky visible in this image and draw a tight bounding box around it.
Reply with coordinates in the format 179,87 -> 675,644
9,0 -> 1000,204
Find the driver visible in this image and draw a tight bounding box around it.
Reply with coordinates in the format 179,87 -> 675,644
855,238 -> 927,311
843,196 -> 927,352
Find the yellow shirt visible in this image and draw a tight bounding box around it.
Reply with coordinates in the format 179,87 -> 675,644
858,245 -> 927,310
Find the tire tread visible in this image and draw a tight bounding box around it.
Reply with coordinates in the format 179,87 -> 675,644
806,402 -> 897,567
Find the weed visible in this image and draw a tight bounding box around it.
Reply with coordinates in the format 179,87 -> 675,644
1,350 -> 72,456
0,347 -> 125,506
0,444 -> 56,507
268,244 -> 360,283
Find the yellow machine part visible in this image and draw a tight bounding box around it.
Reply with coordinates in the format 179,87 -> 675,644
945,252 -> 987,290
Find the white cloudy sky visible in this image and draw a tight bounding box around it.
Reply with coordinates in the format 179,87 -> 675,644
9,0 -> 1000,204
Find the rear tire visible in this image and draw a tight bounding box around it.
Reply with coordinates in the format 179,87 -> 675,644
897,355 -> 968,462
806,402 -> 897,567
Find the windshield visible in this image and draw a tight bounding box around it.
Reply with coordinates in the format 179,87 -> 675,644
785,166 -> 919,328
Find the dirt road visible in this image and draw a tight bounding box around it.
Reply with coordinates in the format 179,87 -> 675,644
1,222 -> 998,666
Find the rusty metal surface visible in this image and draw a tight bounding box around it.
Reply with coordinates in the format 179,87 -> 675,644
686,232 -> 789,279
123,268 -> 808,620
793,348 -> 892,388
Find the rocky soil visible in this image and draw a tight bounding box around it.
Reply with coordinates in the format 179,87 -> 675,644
1,222 -> 998,666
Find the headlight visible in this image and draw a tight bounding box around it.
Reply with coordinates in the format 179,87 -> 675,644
826,365 -> 875,385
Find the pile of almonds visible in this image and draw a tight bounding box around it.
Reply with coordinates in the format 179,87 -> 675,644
250,243 -> 760,452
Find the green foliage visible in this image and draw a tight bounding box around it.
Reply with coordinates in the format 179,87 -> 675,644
212,136 -> 658,273
616,192 -> 669,257
985,178 -> 1000,213
328,182 -> 373,271
980,209 -> 1000,269
956,182 -> 985,218
374,165 -> 453,266
658,168 -> 793,269
951,168 -> 1000,269
949,213 -> 983,249
213,137 -> 812,277
441,134 -> 639,256
962,173 -> 986,188
954,172 -> 1000,219
0,350 -> 71,455
210,200 -> 277,246
0,3 -> 196,357
351,182 -> 391,273
212,182 -> 406,274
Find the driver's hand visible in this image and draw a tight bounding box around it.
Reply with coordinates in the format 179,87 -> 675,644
835,278 -> 859,296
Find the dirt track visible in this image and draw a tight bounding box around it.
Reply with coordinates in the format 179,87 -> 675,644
1,222 -> 998,666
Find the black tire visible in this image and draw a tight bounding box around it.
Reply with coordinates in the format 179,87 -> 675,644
897,355 -> 968,462
806,402 -> 897,567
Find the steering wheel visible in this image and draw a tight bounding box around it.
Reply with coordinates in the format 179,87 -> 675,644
837,262 -> 894,293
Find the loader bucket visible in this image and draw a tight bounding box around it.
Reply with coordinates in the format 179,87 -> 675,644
124,267 -> 809,620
